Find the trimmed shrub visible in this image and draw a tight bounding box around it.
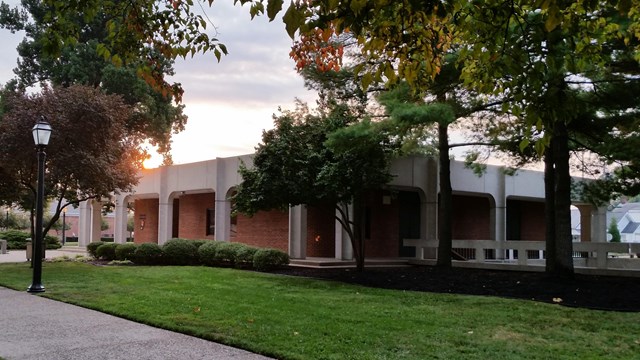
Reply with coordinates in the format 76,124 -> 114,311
1,230 -> 31,250
95,242 -> 118,261
115,243 -> 137,261
235,246 -> 259,268
191,239 -> 211,250
45,234 -> 62,249
214,242 -> 248,267
162,238 -> 199,265
87,241 -> 106,259
198,241 -> 222,266
253,248 -> 290,271
132,243 -> 164,265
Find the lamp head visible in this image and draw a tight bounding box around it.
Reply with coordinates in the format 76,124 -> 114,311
32,116 -> 52,147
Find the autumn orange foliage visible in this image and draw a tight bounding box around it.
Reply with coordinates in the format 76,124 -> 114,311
290,26 -> 344,73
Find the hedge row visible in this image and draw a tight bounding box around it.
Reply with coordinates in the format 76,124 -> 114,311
0,230 -> 61,250
88,238 -> 289,271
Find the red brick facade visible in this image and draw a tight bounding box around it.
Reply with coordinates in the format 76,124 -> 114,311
366,190 -> 401,258
306,204 -> 336,257
177,193 -> 215,240
233,209 -> 289,252
451,195 -> 491,240
518,201 -> 546,240
134,199 -> 159,244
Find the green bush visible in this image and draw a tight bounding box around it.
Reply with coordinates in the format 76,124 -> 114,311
162,238 -> 199,265
253,248 -> 290,271
95,243 -> 118,261
115,243 -> 137,261
191,239 -> 212,250
214,242 -> 248,267
87,241 -> 106,258
45,234 -> 62,249
235,246 -> 259,268
1,230 -> 31,250
132,243 -> 164,265
198,241 -> 222,266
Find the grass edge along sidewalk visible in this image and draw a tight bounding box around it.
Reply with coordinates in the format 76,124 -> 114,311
1,262 -> 638,360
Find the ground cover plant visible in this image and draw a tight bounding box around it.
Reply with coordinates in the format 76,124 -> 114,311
0,262 -> 638,359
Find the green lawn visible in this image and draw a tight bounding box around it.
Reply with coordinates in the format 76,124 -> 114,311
1,262 -> 638,359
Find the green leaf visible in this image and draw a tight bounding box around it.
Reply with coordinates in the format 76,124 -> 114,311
267,0 -> 284,21
519,139 -> 530,152
350,0 -> 367,15
361,72 -> 373,90
282,2 -> 305,39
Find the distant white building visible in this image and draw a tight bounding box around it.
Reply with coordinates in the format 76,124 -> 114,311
608,202 -> 640,243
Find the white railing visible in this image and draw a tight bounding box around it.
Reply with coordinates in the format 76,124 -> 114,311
404,238 -> 640,273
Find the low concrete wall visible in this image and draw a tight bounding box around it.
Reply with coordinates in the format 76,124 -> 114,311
405,238 -> 640,277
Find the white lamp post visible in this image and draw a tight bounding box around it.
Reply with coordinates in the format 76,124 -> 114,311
28,116 -> 52,293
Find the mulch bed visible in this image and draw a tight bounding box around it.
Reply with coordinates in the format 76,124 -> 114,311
272,266 -> 640,312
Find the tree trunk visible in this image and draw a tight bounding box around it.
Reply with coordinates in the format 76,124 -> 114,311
436,122 -> 453,268
544,141 -> 557,274
552,121 -> 575,277
352,193 -> 366,272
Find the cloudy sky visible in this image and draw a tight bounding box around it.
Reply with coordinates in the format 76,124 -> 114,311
0,1 -> 316,167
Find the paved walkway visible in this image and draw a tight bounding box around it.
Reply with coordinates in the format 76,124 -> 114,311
0,249 -> 274,360
0,247 -> 88,264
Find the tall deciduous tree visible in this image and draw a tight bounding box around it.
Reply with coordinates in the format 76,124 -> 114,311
0,0 -> 187,158
234,98 -> 395,271
0,85 -> 144,238
457,1 -> 640,276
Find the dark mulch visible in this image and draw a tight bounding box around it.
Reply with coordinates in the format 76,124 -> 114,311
273,266 -> 640,312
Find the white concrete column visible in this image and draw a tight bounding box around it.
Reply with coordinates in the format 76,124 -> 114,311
288,205 -> 307,259
491,168 -> 507,259
335,203 -> 353,260
78,200 -> 91,248
114,194 -> 129,244
591,206 -> 607,242
157,197 -> 173,246
157,166 -> 173,246
214,197 -> 230,242
214,159 -> 230,241
90,200 -> 102,243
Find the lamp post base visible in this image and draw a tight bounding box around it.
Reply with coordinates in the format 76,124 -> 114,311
27,284 -> 45,293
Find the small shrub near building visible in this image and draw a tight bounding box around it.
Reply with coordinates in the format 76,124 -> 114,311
162,238 -> 199,265
198,241 -> 221,266
214,242 -> 248,267
132,243 -> 164,265
235,246 -> 259,268
96,243 -> 118,261
87,241 -> 106,259
115,243 -> 137,261
253,248 -> 290,271
0,230 -> 61,250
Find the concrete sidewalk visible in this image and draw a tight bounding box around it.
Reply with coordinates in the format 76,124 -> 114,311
0,247 -> 88,264
0,286 -> 273,360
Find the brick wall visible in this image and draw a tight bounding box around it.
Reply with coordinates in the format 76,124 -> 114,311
519,201 -> 545,240
306,204 -> 335,257
451,195 -> 491,240
366,190 -> 401,258
178,193 -> 215,240
134,199 -> 159,244
234,209 -> 289,252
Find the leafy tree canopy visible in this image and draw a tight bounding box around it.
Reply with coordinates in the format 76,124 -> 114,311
0,84 -> 144,236
0,0 -> 188,157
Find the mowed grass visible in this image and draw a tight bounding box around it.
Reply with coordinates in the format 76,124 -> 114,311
1,262 -> 639,359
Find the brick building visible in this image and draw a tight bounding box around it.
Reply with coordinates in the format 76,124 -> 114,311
75,155 -> 607,261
